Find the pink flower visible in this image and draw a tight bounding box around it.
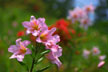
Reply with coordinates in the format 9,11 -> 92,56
44,34 -> 62,68
73,7 -> 87,19
45,35 -> 62,67
48,45 -> 62,56
67,5 -> 95,30
44,35 -> 60,48
8,38 -> 31,62
83,49 -> 90,59
67,10 -> 80,23
99,55 -> 106,61
67,7 -> 87,23
84,4 -> 95,13
22,16 -> 63,68
36,27 -> 56,43
98,61 -> 105,68
80,18 -> 92,30
92,47 -> 100,55
43,33 -> 62,68
46,46 -> 62,68
22,16 -> 48,36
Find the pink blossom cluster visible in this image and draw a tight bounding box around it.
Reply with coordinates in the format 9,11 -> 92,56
8,16 -> 62,67
83,46 -> 106,68
67,5 -> 95,30
83,46 -> 100,59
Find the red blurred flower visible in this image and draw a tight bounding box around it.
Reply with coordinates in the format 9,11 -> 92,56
71,29 -> 76,34
17,31 -> 25,37
56,19 -> 71,38
49,19 -> 71,39
56,19 -> 69,27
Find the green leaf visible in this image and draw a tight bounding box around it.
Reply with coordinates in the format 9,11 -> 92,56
36,57 -> 44,64
36,65 -> 50,72
40,49 -> 50,56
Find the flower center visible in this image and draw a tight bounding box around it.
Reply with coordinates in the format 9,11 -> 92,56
83,20 -> 88,25
73,14 -> 78,19
40,33 -> 48,41
86,7 -> 91,12
94,49 -> 97,53
19,45 -> 27,54
32,21 -> 39,30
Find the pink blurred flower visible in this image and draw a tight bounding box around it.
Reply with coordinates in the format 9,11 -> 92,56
99,55 -> 106,61
67,10 -> 80,23
67,7 -> 87,23
67,5 -> 95,30
98,61 -> 105,68
80,18 -> 92,30
22,16 -> 48,36
84,4 -> 95,13
74,7 -> 87,19
83,49 -> 90,59
8,38 -> 31,62
92,47 -> 100,55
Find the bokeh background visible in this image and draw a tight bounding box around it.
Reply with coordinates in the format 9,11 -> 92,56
0,0 -> 108,72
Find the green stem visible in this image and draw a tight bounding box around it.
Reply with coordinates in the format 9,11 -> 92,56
30,43 -> 41,72
30,58 -> 35,72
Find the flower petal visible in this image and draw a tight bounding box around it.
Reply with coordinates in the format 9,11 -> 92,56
46,52 -> 55,60
38,18 -> 48,29
38,18 -> 45,23
53,35 -> 60,43
25,48 -> 32,54
16,38 -> 22,46
22,21 -> 31,28
10,54 -> 17,59
17,55 -> 24,62
26,29 -> 31,34
22,40 -> 31,47
36,37 -> 42,43
32,30 -> 40,36
98,61 -> 105,68
30,16 -> 36,22
8,45 -> 18,53
52,58 -> 62,68
52,45 -> 62,57
48,27 -> 56,35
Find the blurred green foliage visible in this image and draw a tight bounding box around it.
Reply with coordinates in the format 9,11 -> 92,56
0,0 -> 108,72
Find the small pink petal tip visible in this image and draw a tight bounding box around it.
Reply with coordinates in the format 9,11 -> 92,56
98,61 -> 105,68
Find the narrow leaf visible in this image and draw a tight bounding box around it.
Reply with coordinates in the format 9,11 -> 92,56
36,65 -> 50,72
36,57 -> 44,64
40,49 -> 50,56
